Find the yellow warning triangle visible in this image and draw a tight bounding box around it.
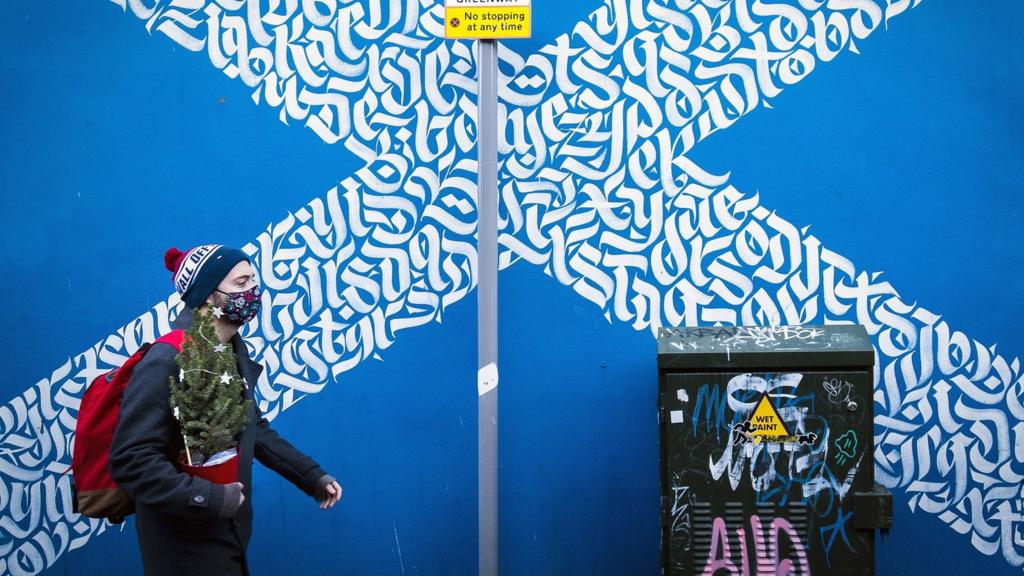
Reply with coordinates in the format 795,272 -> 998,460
747,394 -> 791,440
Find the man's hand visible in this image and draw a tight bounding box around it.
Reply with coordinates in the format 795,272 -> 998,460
221,482 -> 245,518
317,478 -> 342,509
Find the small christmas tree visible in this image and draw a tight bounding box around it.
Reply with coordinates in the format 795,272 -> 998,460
168,308 -> 252,465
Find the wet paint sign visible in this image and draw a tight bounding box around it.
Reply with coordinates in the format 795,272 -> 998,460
747,394 -> 791,440
730,393 -> 819,446
444,0 -> 531,39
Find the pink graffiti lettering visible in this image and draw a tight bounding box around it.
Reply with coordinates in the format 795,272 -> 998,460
702,515 -> 810,576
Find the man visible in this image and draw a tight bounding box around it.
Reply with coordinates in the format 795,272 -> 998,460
110,244 -> 342,575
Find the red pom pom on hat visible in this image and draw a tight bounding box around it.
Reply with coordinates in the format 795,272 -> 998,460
164,247 -> 185,273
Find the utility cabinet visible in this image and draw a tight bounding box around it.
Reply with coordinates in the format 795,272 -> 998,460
658,325 -> 891,575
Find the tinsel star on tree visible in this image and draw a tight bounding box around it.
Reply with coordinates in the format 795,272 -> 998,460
168,308 -> 252,465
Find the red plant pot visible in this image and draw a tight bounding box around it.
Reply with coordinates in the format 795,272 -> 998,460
178,450 -> 239,484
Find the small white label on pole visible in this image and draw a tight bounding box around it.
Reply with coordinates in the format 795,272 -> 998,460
478,362 -> 498,396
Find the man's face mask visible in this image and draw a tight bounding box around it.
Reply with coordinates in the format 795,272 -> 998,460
214,285 -> 262,324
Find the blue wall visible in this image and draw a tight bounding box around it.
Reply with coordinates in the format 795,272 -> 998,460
1,0 -> 1021,574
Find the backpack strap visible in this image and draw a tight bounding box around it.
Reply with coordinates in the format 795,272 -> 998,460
154,329 -> 186,352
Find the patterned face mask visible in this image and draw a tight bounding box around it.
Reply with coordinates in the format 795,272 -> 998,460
215,285 -> 262,324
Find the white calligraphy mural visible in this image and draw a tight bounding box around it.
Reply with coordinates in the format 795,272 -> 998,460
3,0 -> 1023,574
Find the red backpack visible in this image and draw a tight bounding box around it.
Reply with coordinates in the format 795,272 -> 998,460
72,329 -> 185,522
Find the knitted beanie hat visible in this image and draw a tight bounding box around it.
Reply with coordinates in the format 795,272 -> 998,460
164,245 -> 249,309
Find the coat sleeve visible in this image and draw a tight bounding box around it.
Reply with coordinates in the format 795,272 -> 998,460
109,344 -> 232,520
252,403 -> 327,498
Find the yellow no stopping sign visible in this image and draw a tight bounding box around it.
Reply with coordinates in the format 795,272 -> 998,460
445,0 -> 531,39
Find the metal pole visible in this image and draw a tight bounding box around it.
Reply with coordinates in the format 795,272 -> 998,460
477,37 -> 499,576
